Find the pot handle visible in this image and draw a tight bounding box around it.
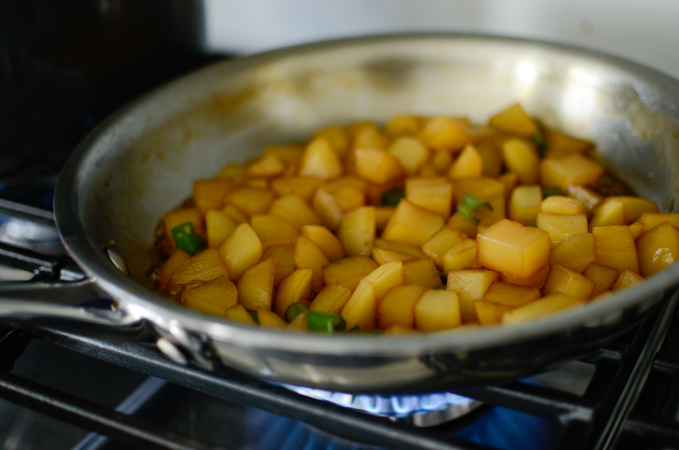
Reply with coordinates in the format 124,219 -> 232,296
0,277 -> 139,328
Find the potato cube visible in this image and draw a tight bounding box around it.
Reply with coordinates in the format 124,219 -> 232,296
375,240 -> 427,261
590,198 -> 626,229
270,177 -> 324,202
418,116 -> 476,152
193,178 -> 232,215
222,204 -> 248,224
539,154 -> 604,189
498,172 -> 520,201
537,212 -> 588,244
430,151 -> 453,174
257,308 -> 288,328
309,285 -> 352,314
388,136 -> 429,175
269,195 -> 322,230
385,115 -> 422,138
205,209 -> 237,249
583,263 -> 618,298
314,126 -> 349,158
550,233 -> 596,272
299,137 -> 343,179
182,276 -> 238,317
294,235 -> 330,288
263,144 -> 305,165
337,206 -> 376,256
474,300 -> 514,325
323,256 -> 378,292
509,185 -> 542,225
447,211 -> 478,238
250,215 -> 299,249
449,144 -> 483,179
502,294 -> 584,324
637,213 -> 679,232
540,196 -> 587,216
402,258 -> 443,288
488,103 -> 539,137
363,260 -> 405,302
378,284 -> 426,329
476,219 -> 551,279
611,269 -> 644,292
499,264 -> 550,288
372,248 -> 417,265
381,199 -> 445,247
442,239 -> 478,273
218,223 -> 262,282
217,163 -> 246,183
237,258 -> 275,311
637,221 -> 679,277
225,304 -> 256,325
341,280 -> 376,331
592,226 -> 639,273
275,269 -> 313,317
286,313 -> 308,332
405,177 -> 454,218
355,148 -> 403,185
332,187 -> 365,213
482,281 -> 541,307
543,128 -> 592,155
629,222 -> 645,240
246,154 -> 286,178
312,188 -> 344,230
502,138 -> 539,185
227,187 -> 274,217
543,264 -> 595,299
299,225 -> 344,262
261,244 -> 295,286
375,207 -> 395,231
446,269 -> 499,322
566,184 -> 604,212
164,208 -> 203,249
422,226 -> 467,268
171,248 -> 229,286
159,249 -> 191,289
351,124 -> 387,150
415,289 -> 461,332
476,142 -> 503,178
614,197 -> 660,223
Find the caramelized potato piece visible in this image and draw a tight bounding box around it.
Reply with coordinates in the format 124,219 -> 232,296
237,258 -> 275,311
402,258 -> 443,288
258,308 -> 288,328
549,233 -> 596,272
540,196 -> 587,216
372,248 -> 417,265
309,285 -> 351,314
171,248 -> 228,286
592,226 -> 639,274
503,294 -> 584,324
388,136 -> 430,175
536,212 -> 588,244
636,221 -> 679,277
543,264 -> 595,299
378,284 -> 426,329
488,103 -> 539,137
270,176 -> 324,202
449,144 -> 483,179
446,269 -> 499,323
193,178 -> 232,215
539,154 -> 604,189
227,187 -> 274,217
299,137 -> 343,179
422,226 -> 467,268
261,244 -> 296,286
301,225 -> 344,262
225,304 -> 256,325
611,269 -> 644,292
246,154 -> 286,178
382,199 -> 445,247
159,249 -> 191,289
590,198 -> 627,229
337,206 -> 376,257
502,138 -> 539,185
205,209 -> 237,249
323,256 -> 378,292
355,148 -> 403,185
583,263 -> 618,298
182,276 -> 238,317
474,300 -> 514,326
275,269 -> 313,317
269,195 -> 322,230
415,289 -> 462,332
405,177 -> 454,218
294,235 -> 330,288
250,215 -> 299,249
499,264 -> 550,288
218,223 -> 262,282
509,185 -> 542,225
442,239 -> 479,273
637,213 -> 679,232
418,116 -> 476,152
482,281 -> 541,307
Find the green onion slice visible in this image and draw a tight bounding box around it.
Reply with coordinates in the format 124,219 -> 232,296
307,311 -> 347,333
381,186 -> 406,207
171,222 -> 205,256
248,311 -> 259,324
458,194 -> 493,226
284,302 -> 310,323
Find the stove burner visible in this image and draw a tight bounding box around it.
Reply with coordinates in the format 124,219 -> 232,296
284,386 -> 482,427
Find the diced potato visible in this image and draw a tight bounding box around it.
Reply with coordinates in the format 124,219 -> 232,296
543,264 -> 595,299
312,188 -> 344,230
164,208 -> 203,249
498,172 -> 520,201
341,280 -> 376,331
182,276 -> 238,317
385,115 -> 422,137
225,304 -> 256,325
193,178 -> 232,215
449,144 -> 483,179
332,187 -> 365,213
299,137 -> 343,179
502,294 -> 584,324
205,209 -> 237,249
263,144 -> 305,165
422,226 -> 467,268
378,284 -> 426,329
550,233 -> 596,272
269,195 -> 322,230
474,300 -> 513,325
261,244 -> 296,286
374,239 -> 427,259
363,260 -> 405,302
399,258 -> 440,288
590,198 -> 626,229
540,196 -> 587,216
636,221 -> 679,277
418,116 -> 476,152
159,249 -> 191,289
611,197 -> 659,223
447,211 -> 478,238
536,212 -> 588,244
337,206 -> 376,256
637,213 -> 679,232
250,215 -> 299,248
298,225 -> 344,262
382,199 -> 445,247
629,222 -> 645,240
257,307 -> 288,328
375,207 -> 395,231
442,239 -> 478,273
592,226 -> 639,274
566,185 -> 604,212
430,151 -> 453,174
499,264 -> 550,288
270,177 -> 324,202
222,204 -> 248,224
476,141 -> 503,177
355,148 -> 403,185
488,103 -> 539,137
482,281 -> 541,307
372,248 -> 417,265
509,185 -> 542,225
286,313 -> 308,332
415,289 -> 461,331
351,124 -> 387,150
226,187 -> 274,217
237,258 -> 275,311
446,269 -> 499,322
309,285 -> 352,314
543,128 -> 592,155
502,138 -> 539,185
217,163 -> 246,183
275,269 -> 313,317
405,177 -> 454,218
539,154 -> 604,189
583,263 -> 618,298
294,235 -> 330,288
246,154 -> 286,178
171,248 -> 229,286
388,136 -> 429,175
476,219 -> 551,279
323,256 -> 378,292
611,269 -> 644,292
314,126 -> 349,158
218,223 -> 262,282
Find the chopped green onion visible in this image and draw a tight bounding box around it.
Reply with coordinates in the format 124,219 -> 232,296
307,311 -> 347,333
434,285 -> 447,290
381,186 -> 406,207
284,302 -> 310,322
526,222 -> 537,227
543,187 -> 563,199
248,311 -> 259,323
438,270 -> 447,285
457,195 -> 493,226
532,133 -> 547,156
171,222 -> 205,256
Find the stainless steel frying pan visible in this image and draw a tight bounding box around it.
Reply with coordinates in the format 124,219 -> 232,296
2,34 -> 679,393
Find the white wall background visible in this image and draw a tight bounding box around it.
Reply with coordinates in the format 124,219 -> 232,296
204,0 -> 679,78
